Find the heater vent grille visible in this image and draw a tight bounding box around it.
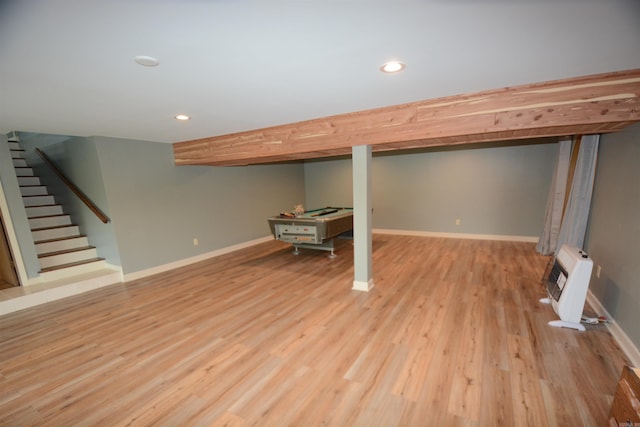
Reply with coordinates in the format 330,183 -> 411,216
546,261 -> 569,302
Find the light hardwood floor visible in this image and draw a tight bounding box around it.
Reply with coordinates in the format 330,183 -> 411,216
0,235 -> 629,426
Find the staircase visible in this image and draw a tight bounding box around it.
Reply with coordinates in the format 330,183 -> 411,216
9,140 -> 106,274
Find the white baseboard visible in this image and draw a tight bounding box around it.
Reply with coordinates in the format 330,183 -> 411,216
586,290 -> 640,367
123,235 -> 274,282
24,262 -> 122,287
352,279 -> 375,292
373,228 -> 539,243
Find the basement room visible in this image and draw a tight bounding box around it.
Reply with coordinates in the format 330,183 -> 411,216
1,1 -> 639,425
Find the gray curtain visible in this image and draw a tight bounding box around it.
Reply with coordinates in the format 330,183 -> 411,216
555,134 -> 599,253
537,135 -> 599,256
536,138 -> 572,255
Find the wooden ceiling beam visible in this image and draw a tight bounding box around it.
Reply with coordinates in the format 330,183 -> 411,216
173,68 -> 640,166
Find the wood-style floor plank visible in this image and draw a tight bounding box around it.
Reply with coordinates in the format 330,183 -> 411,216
0,235 -> 630,426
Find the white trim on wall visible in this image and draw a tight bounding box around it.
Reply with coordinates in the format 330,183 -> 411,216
352,279 -> 374,292
373,228 -> 539,243
586,290 -> 640,367
123,235 -> 274,282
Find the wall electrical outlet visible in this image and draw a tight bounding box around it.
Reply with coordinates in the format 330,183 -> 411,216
193,238 -> 199,246
596,265 -> 601,278
455,219 -> 461,225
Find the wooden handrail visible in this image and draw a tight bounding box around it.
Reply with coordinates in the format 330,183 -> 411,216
35,148 -> 110,224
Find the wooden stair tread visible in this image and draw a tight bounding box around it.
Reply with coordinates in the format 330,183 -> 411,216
25,211 -> 69,219
25,204 -> 59,208
31,224 -> 76,232
38,246 -> 96,258
34,235 -> 86,244
30,214 -> 69,220
39,257 -> 105,273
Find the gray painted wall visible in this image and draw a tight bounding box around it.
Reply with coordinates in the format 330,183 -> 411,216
64,137 -> 119,266
304,140 -> 557,237
587,123 -> 640,349
94,137 -> 305,274
2,133 -> 305,278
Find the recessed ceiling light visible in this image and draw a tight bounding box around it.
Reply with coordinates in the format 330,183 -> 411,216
175,114 -> 190,121
134,55 -> 159,67
380,61 -> 406,73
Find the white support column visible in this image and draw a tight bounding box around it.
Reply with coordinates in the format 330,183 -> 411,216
352,145 -> 374,292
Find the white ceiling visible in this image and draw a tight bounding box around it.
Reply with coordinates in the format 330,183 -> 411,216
1,0 -> 639,144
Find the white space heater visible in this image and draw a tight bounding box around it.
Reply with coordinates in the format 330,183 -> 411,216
540,245 -> 593,331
